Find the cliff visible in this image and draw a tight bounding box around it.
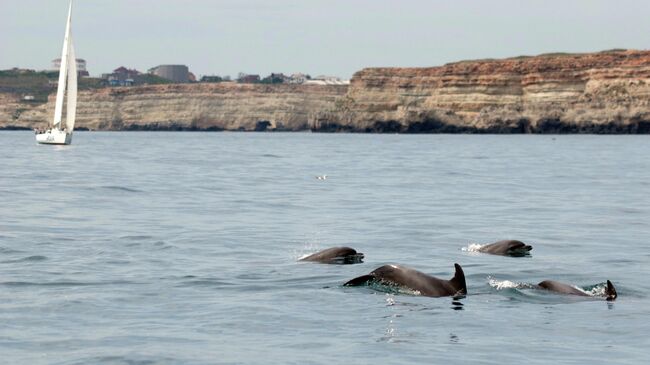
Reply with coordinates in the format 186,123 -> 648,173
0,83 -> 348,131
2,50 -> 650,133
316,49 -> 650,133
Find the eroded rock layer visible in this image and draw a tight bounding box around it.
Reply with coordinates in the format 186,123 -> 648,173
1,83 -> 347,131
2,50 -> 649,133
315,50 -> 650,133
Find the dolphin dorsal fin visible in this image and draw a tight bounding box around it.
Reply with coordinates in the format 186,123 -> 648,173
606,280 -> 617,301
450,263 -> 467,295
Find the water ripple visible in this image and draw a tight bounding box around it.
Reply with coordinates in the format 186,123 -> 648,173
0,280 -> 138,287
1,132 -> 649,364
101,185 -> 143,193
1,255 -> 47,263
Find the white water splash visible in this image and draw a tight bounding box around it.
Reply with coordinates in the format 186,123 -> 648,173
380,305 -> 399,343
399,288 -> 422,296
381,320 -> 397,343
385,294 -> 395,306
462,243 -> 485,253
488,276 -> 526,290
584,284 -> 606,297
293,241 -> 321,261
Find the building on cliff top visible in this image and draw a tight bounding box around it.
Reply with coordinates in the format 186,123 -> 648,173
261,73 -> 291,84
237,73 -> 261,83
288,73 -> 309,84
200,75 -> 232,83
102,66 -> 142,86
148,64 -> 190,83
51,58 -> 89,77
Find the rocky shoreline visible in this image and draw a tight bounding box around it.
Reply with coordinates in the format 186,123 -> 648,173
310,118 -> 650,134
2,50 -> 649,133
6,119 -> 649,133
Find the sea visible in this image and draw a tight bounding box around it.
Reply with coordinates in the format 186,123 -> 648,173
1,131 -> 649,364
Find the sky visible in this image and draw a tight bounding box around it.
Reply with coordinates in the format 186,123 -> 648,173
1,0 -> 649,78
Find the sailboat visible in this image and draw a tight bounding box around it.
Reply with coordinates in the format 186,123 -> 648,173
36,0 -> 77,145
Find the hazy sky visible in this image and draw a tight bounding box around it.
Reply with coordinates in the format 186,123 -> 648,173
1,0 -> 649,78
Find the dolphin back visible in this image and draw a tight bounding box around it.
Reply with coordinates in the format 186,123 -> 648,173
344,263 -> 467,298
538,280 -> 589,296
479,240 -> 532,256
300,247 -> 364,264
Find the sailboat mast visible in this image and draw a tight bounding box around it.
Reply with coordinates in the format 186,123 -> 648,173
52,0 -> 73,129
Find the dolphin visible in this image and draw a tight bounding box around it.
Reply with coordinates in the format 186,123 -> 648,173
344,263 -> 467,297
538,279 -> 617,301
299,247 -> 364,264
478,240 -> 532,256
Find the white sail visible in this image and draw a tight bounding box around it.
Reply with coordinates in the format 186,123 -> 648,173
36,0 -> 75,145
66,38 -> 77,132
52,1 -> 73,129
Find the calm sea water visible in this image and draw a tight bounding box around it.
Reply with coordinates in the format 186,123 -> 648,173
1,131 -> 649,364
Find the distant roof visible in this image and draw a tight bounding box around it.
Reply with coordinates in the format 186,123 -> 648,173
52,58 -> 86,62
151,64 -> 188,68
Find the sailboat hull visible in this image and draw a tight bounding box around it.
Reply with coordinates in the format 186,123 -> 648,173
36,129 -> 72,145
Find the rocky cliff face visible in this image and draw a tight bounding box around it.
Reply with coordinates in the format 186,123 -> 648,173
315,50 -> 650,133
0,83 -> 347,131
2,50 -> 650,133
